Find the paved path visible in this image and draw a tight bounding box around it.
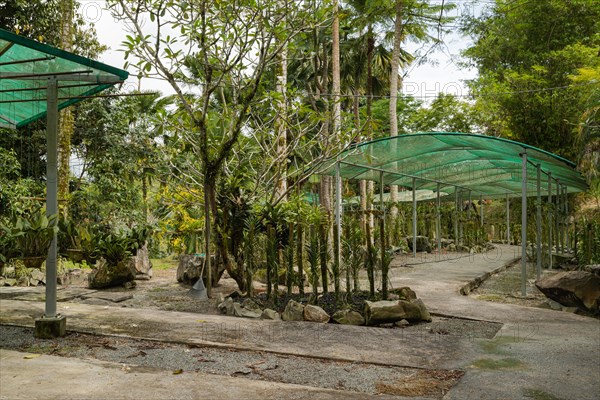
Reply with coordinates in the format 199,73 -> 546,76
1,245 -> 599,400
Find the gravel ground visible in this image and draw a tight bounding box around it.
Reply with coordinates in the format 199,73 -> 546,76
0,325 -> 464,397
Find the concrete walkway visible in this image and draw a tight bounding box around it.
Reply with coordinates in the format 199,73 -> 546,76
1,245 -> 599,400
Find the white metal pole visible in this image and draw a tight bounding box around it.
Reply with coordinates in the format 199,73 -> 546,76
45,79 -> 58,318
564,185 -> 569,254
335,162 -> 342,290
412,177 -> 417,258
480,194 -> 484,226
521,151 -> 528,297
437,183 -> 441,258
548,174 -> 553,269
506,193 -> 510,244
536,164 -> 542,280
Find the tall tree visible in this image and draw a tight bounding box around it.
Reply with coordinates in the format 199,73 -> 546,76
57,0 -> 75,215
110,0 -> 322,296
462,0 -> 600,159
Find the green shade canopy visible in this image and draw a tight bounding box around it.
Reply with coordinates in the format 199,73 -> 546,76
0,28 -> 128,129
321,132 -> 587,198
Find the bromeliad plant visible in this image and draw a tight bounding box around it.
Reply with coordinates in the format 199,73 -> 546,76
8,208 -> 58,266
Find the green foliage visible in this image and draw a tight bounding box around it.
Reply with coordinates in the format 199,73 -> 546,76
93,234 -> 135,267
342,214 -> 364,292
3,208 -> 58,258
462,0 -> 600,158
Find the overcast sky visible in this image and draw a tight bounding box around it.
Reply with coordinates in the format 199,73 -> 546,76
77,0 -> 480,100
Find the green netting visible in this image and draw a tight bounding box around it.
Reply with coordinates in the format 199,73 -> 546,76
321,132 -> 587,198
0,28 -> 128,128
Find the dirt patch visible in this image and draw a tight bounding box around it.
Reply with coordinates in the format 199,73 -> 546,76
375,369 -> 464,397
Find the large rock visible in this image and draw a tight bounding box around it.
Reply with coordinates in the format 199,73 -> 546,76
332,310 -> 365,326
261,308 -> 281,320
303,305 -> 330,323
88,258 -> 137,289
536,271 -> 600,314
133,244 -> 152,275
282,300 -> 305,321
218,297 -> 235,315
583,264 -> 600,277
407,236 -> 432,253
233,303 -> 261,318
176,254 -> 222,287
364,300 -> 423,326
412,298 -> 432,322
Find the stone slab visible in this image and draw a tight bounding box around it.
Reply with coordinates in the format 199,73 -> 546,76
10,288 -> 98,302
80,292 -> 133,303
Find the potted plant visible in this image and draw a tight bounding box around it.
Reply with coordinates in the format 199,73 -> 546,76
88,233 -> 138,289
10,209 -> 58,269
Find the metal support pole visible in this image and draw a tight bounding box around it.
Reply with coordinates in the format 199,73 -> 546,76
480,194 -> 484,226
44,79 -> 58,318
555,181 -> 560,255
564,185 -> 569,254
506,193 -> 510,244
335,162 -> 342,291
454,189 -> 459,246
548,174 -> 553,269
536,164 -> 542,280
412,177 -> 417,258
436,183 -> 441,257
521,151 -> 528,297
467,190 -> 472,220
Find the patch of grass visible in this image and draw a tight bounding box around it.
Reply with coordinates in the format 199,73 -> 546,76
150,258 -> 178,270
522,388 -> 565,400
476,294 -> 504,302
471,357 -> 524,370
478,336 -> 520,355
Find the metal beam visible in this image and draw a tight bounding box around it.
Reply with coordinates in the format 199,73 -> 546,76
0,55 -> 55,67
536,164 -> 542,280
506,193 -> 510,244
548,173 -> 553,269
45,79 -> 58,318
412,177 -> 417,258
437,183 -> 441,258
521,151 -> 528,297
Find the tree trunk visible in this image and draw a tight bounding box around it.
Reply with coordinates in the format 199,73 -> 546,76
319,221 -> 329,294
389,0 -> 404,222
275,19 -> 288,201
57,0 -> 75,215
296,224 -> 304,295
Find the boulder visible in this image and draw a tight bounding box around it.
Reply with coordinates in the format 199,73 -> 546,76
407,236 -> 432,253
535,271 -> 600,314
29,268 -> 45,282
364,300 -> 422,326
4,278 -> 16,286
17,276 -> 29,286
412,298 -> 432,322
303,305 -> 330,323
176,254 -> 222,287
394,319 -> 410,328
282,300 -> 305,321
583,264 -> 600,277
132,244 -> 152,275
395,287 -> 417,301
261,308 -> 281,320
242,298 -> 261,312
332,310 -> 364,326
217,297 -> 235,315
233,303 -> 261,318
88,258 -> 137,289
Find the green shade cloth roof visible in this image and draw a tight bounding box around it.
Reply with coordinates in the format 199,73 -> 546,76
321,132 -> 587,198
0,28 -> 128,128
